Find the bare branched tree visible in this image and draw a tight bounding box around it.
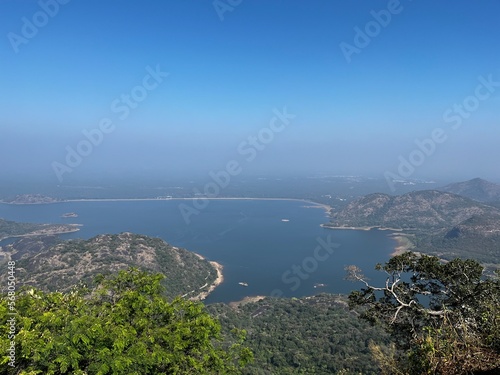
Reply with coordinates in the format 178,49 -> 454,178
346,252 -> 500,374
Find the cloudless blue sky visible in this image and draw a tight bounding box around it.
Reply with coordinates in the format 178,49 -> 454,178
1,0 -> 500,184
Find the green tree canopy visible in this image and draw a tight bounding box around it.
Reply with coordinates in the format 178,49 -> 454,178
1,268 -> 252,374
347,252 -> 500,374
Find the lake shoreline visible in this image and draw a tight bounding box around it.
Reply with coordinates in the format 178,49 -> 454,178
201,261 -> 224,300
321,224 -> 404,232
321,224 -> 416,257
388,234 -> 415,256
2,197 -> 332,212
191,252 -> 225,301
66,197 -> 331,210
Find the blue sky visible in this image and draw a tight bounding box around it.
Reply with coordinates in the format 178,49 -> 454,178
1,0 -> 500,183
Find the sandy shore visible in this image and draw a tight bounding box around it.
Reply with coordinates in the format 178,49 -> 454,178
321,224 -> 416,257
321,224 -> 372,231
389,234 -> 415,256
189,253 -> 224,301
300,203 -> 332,214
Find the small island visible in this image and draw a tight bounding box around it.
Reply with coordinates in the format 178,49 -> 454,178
62,212 -> 79,218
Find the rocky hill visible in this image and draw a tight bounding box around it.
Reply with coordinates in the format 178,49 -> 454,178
420,214 -> 500,264
326,190 -> 500,264
1,233 -> 221,300
327,190 -> 500,231
438,178 -> 500,203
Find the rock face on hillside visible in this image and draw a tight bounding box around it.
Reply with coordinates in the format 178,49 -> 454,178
1,233 -> 220,300
438,178 -> 500,203
328,190 -> 500,230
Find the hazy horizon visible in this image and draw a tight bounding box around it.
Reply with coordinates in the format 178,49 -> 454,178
2,1 -> 500,189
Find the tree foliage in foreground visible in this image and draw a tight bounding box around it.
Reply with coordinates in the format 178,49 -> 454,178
347,252 -> 500,375
0,268 -> 252,374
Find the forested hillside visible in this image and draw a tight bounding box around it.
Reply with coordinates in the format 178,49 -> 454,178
208,294 -> 389,374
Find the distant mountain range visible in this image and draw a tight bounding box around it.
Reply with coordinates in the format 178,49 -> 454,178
438,178 -> 500,203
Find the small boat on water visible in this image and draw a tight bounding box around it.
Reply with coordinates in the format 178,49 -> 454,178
238,282 -> 249,287
281,219 -> 290,222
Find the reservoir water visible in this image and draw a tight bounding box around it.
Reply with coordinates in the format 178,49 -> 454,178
0,199 -> 396,303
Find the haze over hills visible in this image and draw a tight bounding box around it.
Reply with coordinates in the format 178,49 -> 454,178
438,178 -> 500,203
0,175 -> 443,209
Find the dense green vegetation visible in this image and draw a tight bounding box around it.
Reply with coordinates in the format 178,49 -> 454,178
2,241 -> 499,374
3,233 -> 217,300
208,295 -> 389,374
0,268 -> 252,374
348,252 -> 500,374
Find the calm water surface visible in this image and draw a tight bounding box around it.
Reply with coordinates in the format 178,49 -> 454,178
0,200 -> 396,303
